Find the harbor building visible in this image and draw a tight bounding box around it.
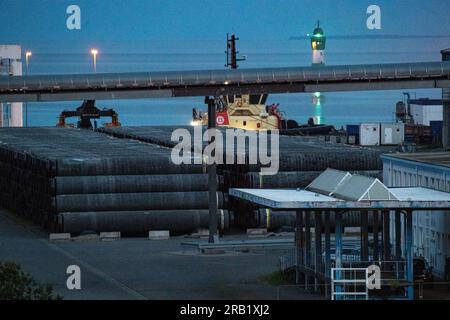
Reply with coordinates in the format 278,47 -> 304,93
381,153 -> 450,278
0,45 -> 23,127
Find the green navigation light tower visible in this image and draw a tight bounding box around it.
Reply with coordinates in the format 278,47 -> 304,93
310,21 -> 326,124
311,20 -> 326,65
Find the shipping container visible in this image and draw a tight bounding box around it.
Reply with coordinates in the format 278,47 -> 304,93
430,121 -> 443,137
359,123 -> 380,146
346,125 -> 360,145
381,123 -> 405,145
346,125 -> 360,136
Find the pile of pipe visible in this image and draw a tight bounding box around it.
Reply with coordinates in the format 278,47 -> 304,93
0,127 -> 229,235
98,126 -> 385,231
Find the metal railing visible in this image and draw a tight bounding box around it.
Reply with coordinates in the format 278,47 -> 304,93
331,267 -> 369,300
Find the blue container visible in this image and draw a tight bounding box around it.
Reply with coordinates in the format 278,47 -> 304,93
430,121 -> 443,137
346,125 -> 360,136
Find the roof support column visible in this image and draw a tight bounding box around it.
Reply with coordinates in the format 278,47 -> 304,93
324,211 -> 331,298
295,210 -> 304,285
361,211 -> 369,262
383,210 -> 391,261
334,210 -> 343,299
405,210 -> 414,300
373,211 -> 380,262
304,211 -> 311,291
314,211 -> 323,293
335,211 -> 343,269
395,210 -> 402,261
395,210 -> 403,282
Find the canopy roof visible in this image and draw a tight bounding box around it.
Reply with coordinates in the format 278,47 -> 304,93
230,169 -> 450,210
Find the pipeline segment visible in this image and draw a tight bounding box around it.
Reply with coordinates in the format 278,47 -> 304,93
1,62 -> 449,98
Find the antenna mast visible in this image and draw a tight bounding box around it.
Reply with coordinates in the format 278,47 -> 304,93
225,33 -> 246,69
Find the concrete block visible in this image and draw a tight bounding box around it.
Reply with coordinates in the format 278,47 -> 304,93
348,136 -> 356,145
72,234 -> 100,241
49,233 -> 71,241
149,230 -> 170,240
247,228 -> 268,236
189,229 -> 209,238
100,231 -> 121,240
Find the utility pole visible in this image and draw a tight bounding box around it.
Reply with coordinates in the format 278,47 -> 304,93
207,34 -> 246,243
206,96 -> 218,243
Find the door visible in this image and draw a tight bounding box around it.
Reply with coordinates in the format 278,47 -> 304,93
384,128 -> 393,144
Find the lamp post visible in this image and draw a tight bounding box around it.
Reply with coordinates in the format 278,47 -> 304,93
25,51 -> 32,73
90,49 -> 98,73
25,51 -> 32,127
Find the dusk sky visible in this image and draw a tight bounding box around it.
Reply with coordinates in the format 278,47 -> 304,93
1,0 -> 449,54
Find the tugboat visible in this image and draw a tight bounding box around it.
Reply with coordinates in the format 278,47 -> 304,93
191,34 -> 334,135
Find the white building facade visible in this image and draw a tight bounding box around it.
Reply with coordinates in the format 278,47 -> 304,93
382,153 -> 450,278
0,45 -> 23,127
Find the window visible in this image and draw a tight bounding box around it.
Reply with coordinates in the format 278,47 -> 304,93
232,110 -> 252,116
249,95 -> 261,104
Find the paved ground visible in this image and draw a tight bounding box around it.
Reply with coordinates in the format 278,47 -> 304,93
0,209 -> 323,300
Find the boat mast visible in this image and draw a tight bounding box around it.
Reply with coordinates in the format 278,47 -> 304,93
225,34 -> 246,69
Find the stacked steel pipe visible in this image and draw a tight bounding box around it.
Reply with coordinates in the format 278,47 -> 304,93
98,126 -> 385,231
0,127 -> 229,235
0,126 -> 384,234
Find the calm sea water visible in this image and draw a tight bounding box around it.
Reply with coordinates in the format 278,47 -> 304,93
18,37 -> 449,128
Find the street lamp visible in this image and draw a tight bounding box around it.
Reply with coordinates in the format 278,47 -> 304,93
90,49 -> 98,73
25,51 -> 32,74
25,51 -> 32,128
